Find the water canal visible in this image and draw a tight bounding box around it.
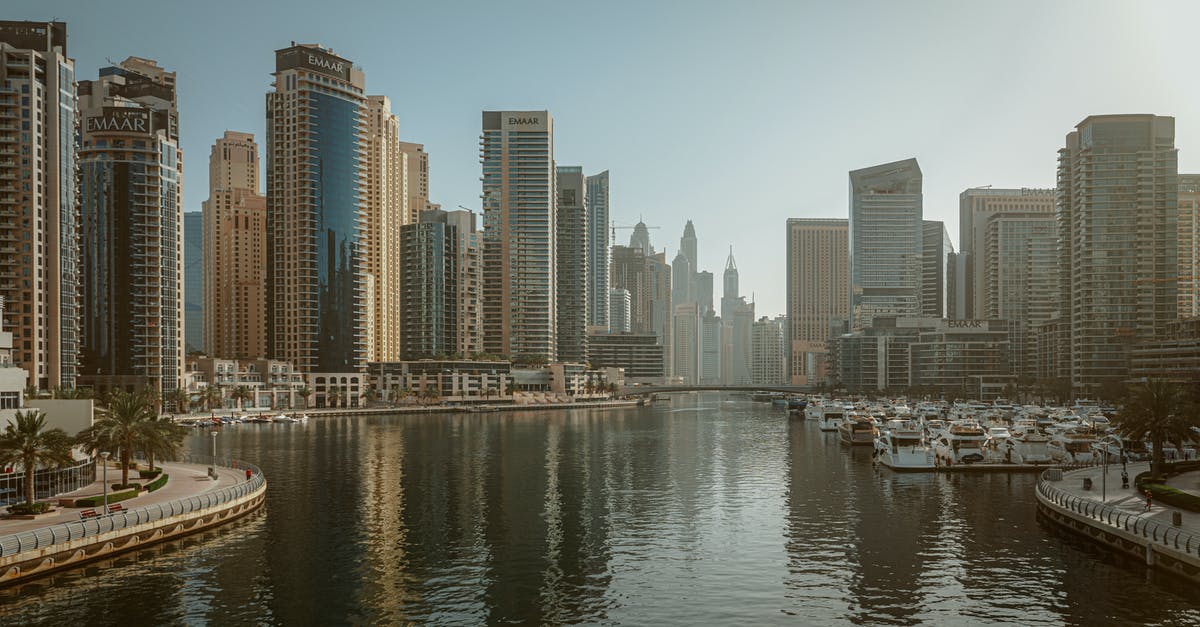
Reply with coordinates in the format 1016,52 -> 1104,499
1,394 -> 1196,624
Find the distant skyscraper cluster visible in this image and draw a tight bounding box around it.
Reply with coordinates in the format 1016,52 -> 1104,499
787,114 -> 1198,396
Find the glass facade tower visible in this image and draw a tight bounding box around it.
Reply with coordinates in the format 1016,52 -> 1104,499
849,158 -> 923,332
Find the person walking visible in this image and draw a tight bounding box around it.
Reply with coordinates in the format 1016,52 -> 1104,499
1121,469 -> 1129,489
1144,489 -> 1153,512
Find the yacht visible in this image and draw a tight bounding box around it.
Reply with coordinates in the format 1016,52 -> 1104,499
1048,430 -> 1097,463
272,413 -> 299,423
838,414 -> 877,446
874,419 -> 934,470
1011,427 -> 1052,464
932,420 -> 988,465
804,400 -> 823,421
819,405 -> 846,432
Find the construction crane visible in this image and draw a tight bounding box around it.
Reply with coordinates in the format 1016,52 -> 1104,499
611,220 -> 660,241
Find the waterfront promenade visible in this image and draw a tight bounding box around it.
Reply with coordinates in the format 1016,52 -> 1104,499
0,461 -> 248,535
1037,462 -> 1200,584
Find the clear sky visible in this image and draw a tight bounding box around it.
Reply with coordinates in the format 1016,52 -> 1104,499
14,0 -> 1200,317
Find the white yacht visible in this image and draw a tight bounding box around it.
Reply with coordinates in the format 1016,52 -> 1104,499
1011,428 -> 1053,464
819,405 -> 846,432
838,414 -> 876,446
804,400 -> 823,421
1048,430 -> 1097,464
874,419 -> 934,470
272,413 -> 299,423
932,420 -> 988,465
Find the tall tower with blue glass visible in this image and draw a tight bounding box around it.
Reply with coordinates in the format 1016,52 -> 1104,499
267,44 -> 367,375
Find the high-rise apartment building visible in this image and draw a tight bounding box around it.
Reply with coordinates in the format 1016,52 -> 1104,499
751,316 -> 786,385
1057,114 -> 1179,388
0,21 -> 78,391
202,131 -> 266,360
672,302 -> 703,385
921,221 -> 951,318
397,209 -> 480,359
720,248 -> 752,384
696,271 -> 713,315
849,159 -> 923,331
79,57 -> 184,398
398,141 -> 431,223
183,212 -> 203,354
611,243 -> 671,375
266,44 -> 367,374
586,170 -> 610,329
362,96 -> 407,363
1179,175 -> 1200,319
556,166 -> 588,363
609,288 -> 631,333
957,187 -> 1056,319
983,210 -> 1056,379
785,218 -> 848,385
700,309 -> 721,384
480,111 -> 556,362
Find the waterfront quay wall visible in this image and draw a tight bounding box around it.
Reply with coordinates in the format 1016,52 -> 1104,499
187,398 -> 642,421
0,458 -> 266,587
1035,470 -> 1200,585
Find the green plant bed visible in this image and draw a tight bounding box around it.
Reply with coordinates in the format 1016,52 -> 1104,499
138,469 -> 163,479
145,474 -> 169,492
1143,483 -> 1200,513
7,502 -> 51,515
75,488 -> 139,508
111,482 -> 142,491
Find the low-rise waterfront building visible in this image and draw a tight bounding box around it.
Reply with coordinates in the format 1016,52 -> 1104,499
586,331 -> 666,383
185,357 -> 306,409
368,359 -> 512,403
1129,318 -> 1200,383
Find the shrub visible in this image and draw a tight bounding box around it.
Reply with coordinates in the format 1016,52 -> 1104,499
138,469 -> 163,479
1143,483 -> 1200,513
7,502 -> 51,515
111,482 -> 142,491
145,474 -> 169,492
74,488 -> 139,508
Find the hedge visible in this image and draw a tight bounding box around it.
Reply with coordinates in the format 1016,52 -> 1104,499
112,483 -> 142,491
74,488 -> 139,508
145,474 -> 169,492
7,502 -> 51,515
1142,483 -> 1200,513
138,468 -> 163,479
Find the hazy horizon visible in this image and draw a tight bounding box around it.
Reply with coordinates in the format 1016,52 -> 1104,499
14,0 -> 1200,316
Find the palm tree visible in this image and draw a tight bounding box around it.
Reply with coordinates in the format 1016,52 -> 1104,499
0,410 -> 76,506
200,384 -> 223,411
168,388 -> 190,414
139,415 -> 188,473
232,385 -> 253,410
76,388 -> 156,487
327,389 -> 341,409
1115,379 -> 1200,479
296,385 -> 312,409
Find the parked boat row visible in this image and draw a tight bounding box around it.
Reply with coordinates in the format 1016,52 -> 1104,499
179,413 -> 309,428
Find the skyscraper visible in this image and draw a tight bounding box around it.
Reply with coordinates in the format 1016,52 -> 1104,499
1057,114 -> 1179,388
202,131 -> 266,360
612,243 -> 671,375
609,288 -> 631,333
751,316 -> 786,385
629,220 -> 653,254
556,166 -> 588,363
481,111 -> 556,362
672,302 -> 702,385
921,220 -> 951,318
397,209 -> 480,359
720,248 -> 752,384
183,212 -> 203,354
398,141 -> 432,223
79,57 -> 183,398
849,159 -> 923,332
0,21 -> 78,391
267,44 -> 367,374
696,271 -> 714,314
362,96 -> 407,363
785,218 -> 848,385
1179,175 -> 1200,319
586,171 -> 610,329
957,187 -> 1055,319
983,209 -> 1056,378
721,246 -> 739,320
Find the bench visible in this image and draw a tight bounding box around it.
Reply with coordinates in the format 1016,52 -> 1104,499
107,504 -> 125,514
79,509 -> 98,520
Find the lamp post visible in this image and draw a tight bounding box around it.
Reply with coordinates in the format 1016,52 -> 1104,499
211,430 -> 218,461
99,452 -> 110,513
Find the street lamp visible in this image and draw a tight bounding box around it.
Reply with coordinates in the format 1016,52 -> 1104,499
99,452 -> 110,513
210,430 -> 218,461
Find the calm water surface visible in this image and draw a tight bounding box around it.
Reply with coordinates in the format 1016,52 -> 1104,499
1,394 -> 1197,625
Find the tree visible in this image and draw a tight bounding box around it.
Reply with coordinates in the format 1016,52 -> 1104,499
365,388 -> 379,405
0,410 -> 76,506
1114,379 -> 1200,479
139,415 -> 187,472
201,384 -> 223,411
76,388 -> 156,487
231,385 -> 253,410
168,388 -> 190,414
296,386 -> 312,409
327,389 -> 342,409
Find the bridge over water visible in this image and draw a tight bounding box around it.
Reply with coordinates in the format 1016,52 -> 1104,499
618,384 -> 815,397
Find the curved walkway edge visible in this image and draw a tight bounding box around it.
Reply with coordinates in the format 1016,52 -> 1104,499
0,457 -> 266,587
1035,464 -> 1200,585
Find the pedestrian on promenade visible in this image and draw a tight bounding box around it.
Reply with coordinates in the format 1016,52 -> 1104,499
1145,489 -> 1153,512
1121,470 -> 1129,489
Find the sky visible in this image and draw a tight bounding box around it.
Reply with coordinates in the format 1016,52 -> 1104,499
15,0 -> 1200,317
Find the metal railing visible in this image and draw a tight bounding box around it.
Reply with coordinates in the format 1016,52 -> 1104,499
1037,470 -> 1200,558
0,459 -> 97,506
0,456 -> 265,559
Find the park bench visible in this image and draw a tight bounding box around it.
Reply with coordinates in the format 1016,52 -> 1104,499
107,504 -> 125,515
79,509 -> 98,520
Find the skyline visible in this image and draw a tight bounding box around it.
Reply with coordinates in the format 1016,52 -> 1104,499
12,0 -> 1200,316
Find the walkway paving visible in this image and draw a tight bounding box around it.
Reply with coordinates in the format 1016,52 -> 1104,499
1052,462 -> 1200,536
0,461 -> 249,535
